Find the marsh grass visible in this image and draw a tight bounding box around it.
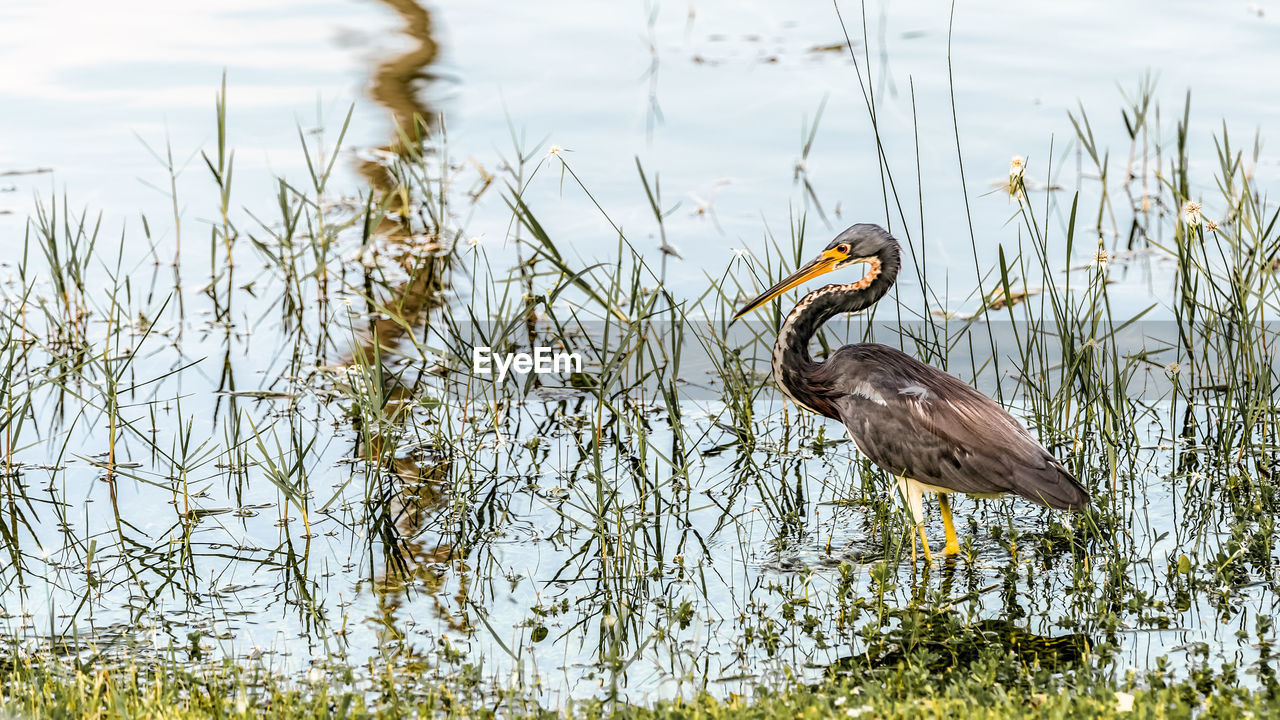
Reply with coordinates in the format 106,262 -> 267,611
2,24 -> 1280,717
1,641 -> 1277,719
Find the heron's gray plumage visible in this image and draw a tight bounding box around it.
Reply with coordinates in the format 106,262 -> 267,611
818,344 -> 1088,510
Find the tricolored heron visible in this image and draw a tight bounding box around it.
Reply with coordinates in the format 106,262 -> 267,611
734,224 -> 1089,563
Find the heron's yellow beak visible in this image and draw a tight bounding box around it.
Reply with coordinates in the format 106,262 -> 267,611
732,248 -> 845,320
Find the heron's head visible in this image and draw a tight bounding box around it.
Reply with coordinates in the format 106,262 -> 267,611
732,224 -> 895,320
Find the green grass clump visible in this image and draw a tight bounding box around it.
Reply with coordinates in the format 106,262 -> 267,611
3,657 -> 1279,719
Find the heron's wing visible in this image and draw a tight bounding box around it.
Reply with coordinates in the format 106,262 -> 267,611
820,345 -> 1088,510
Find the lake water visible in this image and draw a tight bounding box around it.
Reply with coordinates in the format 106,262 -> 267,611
4,0 -> 1277,292
2,0 -> 1280,706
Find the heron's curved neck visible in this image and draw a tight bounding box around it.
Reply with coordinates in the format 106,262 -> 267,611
772,246 -> 900,417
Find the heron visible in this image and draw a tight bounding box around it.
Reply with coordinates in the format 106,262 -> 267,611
733,224 -> 1089,563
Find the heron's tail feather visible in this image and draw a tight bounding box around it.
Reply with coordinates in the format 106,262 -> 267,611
1018,461 -> 1090,511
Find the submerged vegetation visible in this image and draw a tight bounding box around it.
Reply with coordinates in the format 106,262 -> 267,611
3,7 -> 1280,718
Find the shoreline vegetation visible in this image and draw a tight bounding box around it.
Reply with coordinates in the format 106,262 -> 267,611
3,656 -> 1278,718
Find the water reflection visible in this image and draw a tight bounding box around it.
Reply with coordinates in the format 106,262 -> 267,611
355,0 -> 448,355
827,615 -> 1093,679
367,0 -> 441,145
351,0 -> 464,661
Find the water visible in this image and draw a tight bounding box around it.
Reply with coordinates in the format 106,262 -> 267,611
6,1 -> 1277,286
2,0 -> 1280,706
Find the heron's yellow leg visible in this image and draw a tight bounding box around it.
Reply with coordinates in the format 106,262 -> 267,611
897,475 -> 934,565
938,494 -> 961,556
916,524 -> 934,565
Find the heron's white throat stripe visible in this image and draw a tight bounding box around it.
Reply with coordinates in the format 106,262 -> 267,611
770,253 -> 886,415
851,256 -> 881,290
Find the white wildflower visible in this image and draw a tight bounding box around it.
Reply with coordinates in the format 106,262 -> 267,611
1205,218 -> 1219,232
1091,250 -> 1110,268
1007,156 -> 1026,200
1182,201 -> 1203,226
1114,691 -> 1134,713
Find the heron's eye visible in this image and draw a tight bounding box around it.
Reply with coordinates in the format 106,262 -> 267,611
836,244 -> 850,255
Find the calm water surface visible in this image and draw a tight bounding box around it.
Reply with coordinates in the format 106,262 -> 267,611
3,0 -> 1277,290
